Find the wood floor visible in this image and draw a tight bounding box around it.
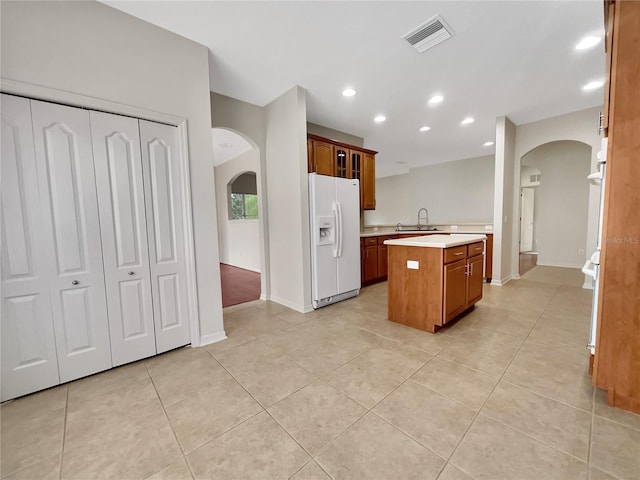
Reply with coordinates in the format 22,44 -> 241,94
519,252 -> 538,276
220,263 -> 261,308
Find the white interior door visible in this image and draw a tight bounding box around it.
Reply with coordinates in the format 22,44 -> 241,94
520,187 -> 535,252
1,95 -> 60,401
91,111 -> 157,366
31,100 -> 112,383
139,120 -> 190,353
336,178 -> 361,293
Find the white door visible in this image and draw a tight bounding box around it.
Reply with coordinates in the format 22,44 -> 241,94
1,95 -> 60,401
91,111 -> 157,366
520,187 -> 535,252
31,100 -> 112,382
336,178 -> 361,293
309,174 -> 339,302
139,120 -> 190,353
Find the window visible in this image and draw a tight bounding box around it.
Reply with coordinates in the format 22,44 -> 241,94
228,171 -> 258,220
230,192 -> 258,219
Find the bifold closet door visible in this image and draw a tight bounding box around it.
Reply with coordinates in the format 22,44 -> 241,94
139,120 -> 191,353
90,111 -> 157,366
30,100 -> 112,383
1,95 -> 60,401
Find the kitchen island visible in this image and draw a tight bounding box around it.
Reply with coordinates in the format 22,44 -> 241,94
384,234 -> 486,333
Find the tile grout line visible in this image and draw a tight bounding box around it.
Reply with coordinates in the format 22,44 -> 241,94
432,284 -> 577,478
59,386 -> 69,480
142,361 -> 196,480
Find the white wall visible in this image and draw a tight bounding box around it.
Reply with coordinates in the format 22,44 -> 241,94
214,149 -> 261,273
522,141 -> 591,268
512,106 -> 601,286
493,116 -> 517,284
307,122 -> 364,147
265,86 -> 312,312
1,0 -> 224,343
365,155 -> 495,226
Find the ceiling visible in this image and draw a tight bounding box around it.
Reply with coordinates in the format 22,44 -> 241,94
103,1 -> 605,178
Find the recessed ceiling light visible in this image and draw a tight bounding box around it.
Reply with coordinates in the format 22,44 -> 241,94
576,36 -> 601,50
396,161 -> 407,165
218,142 -> 233,148
342,88 -> 357,97
583,80 -> 604,91
374,115 -> 386,123
428,95 -> 444,104
483,141 -> 495,147
419,126 -> 431,132
461,117 -> 475,125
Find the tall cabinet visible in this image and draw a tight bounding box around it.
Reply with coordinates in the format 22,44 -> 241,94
1,95 -> 191,401
592,0 -> 640,414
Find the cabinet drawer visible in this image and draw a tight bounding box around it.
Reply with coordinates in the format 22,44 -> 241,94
444,245 -> 467,263
364,237 -> 377,246
467,242 -> 484,257
377,235 -> 396,245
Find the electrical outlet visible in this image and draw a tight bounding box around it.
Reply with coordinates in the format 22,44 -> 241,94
451,225 -> 458,230
485,225 -> 493,230
578,249 -> 585,255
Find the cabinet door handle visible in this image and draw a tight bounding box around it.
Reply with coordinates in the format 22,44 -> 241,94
454,252 -> 464,256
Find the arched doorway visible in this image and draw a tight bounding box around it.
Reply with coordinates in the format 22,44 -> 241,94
518,140 -> 591,275
212,128 -> 265,307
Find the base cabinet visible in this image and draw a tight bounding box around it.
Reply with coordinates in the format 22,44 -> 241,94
388,241 -> 484,333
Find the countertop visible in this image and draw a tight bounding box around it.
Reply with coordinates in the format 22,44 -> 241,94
383,234 -> 487,248
360,230 -> 493,237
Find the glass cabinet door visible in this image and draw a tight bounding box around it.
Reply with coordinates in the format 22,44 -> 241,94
350,150 -> 362,181
336,148 -> 348,178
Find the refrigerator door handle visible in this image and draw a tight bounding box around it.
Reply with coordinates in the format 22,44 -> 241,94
336,201 -> 344,258
332,202 -> 340,258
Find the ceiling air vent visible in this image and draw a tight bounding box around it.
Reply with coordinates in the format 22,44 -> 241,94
403,15 -> 454,53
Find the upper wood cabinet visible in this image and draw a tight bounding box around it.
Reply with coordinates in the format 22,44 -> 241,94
307,134 -> 377,210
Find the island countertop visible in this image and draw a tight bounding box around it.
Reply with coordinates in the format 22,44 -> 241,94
383,234 -> 487,248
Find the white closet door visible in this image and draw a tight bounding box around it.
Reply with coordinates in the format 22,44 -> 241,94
90,111 -> 156,366
1,95 -> 60,401
139,120 -> 190,353
31,100 -> 112,383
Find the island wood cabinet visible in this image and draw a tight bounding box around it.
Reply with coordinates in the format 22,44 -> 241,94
388,241 -> 484,333
592,0 -> 640,414
308,134 -> 377,210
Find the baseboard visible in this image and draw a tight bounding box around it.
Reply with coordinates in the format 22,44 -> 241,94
269,295 -> 308,313
198,331 -> 227,347
536,261 -> 583,269
491,274 -> 514,286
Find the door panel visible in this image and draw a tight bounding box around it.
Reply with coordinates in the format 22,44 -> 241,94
31,100 -> 112,382
90,111 -> 156,366
313,140 -> 335,176
467,255 -> 484,305
520,188 -> 535,252
444,260 -> 466,323
1,95 -> 60,401
309,174 -> 339,302
336,178 -> 361,292
140,120 -> 190,353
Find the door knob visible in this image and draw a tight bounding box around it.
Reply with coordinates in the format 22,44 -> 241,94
72,280 -> 79,285
128,271 -> 135,276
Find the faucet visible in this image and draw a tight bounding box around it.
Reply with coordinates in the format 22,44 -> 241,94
417,208 -> 429,230
396,222 -> 403,232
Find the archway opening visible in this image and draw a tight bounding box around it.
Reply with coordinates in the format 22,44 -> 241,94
212,128 -> 263,307
518,140 -> 591,275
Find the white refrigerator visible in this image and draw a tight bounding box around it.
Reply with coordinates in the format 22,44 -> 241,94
309,174 -> 361,309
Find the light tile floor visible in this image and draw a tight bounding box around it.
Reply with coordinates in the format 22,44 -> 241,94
2,266 -> 639,479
